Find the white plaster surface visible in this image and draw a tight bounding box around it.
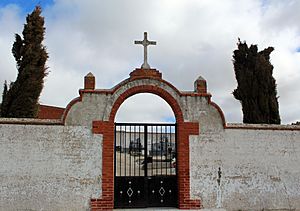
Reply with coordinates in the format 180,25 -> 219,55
65,94 -> 111,127
65,78 -> 223,129
190,126 -> 300,211
65,78 -> 184,126
0,123 -> 102,211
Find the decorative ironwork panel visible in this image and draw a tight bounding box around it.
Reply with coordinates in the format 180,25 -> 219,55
147,176 -> 177,207
114,177 -> 145,208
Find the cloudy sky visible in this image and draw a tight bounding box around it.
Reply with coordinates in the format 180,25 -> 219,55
0,0 -> 300,124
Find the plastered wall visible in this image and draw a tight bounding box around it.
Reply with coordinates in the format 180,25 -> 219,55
0,120 -> 102,211
190,125 -> 300,210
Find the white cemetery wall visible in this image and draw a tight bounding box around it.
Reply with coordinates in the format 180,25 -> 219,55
0,119 -> 102,211
190,124 -> 300,210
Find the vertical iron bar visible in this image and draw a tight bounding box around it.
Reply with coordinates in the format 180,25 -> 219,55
119,125 -> 123,176
134,125 -> 136,176
169,125 -> 172,175
156,125 -> 158,176
151,125 -> 153,176
124,125 -> 127,177
160,126 -> 163,176
144,125 -> 148,177
168,125 -> 170,175
138,125 -> 141,176
165,125 -> 167,176
169,125 -> 171,175
129,125 -> 131,176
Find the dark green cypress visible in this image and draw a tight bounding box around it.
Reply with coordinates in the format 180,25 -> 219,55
233,39 -> 281,124
1,6 -> 48,118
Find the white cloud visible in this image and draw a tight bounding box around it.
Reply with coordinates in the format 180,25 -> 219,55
1,0 -> 300,124
0,4 -> 22,83
115,93 -> 175,123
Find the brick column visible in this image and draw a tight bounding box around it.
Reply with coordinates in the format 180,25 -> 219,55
177,122 -> 201,209
91,121 -> 114,211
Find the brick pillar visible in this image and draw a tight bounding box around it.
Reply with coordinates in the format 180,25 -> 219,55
194,76 -> 207,94
91,121 -> 114,210
84,72 -> 95,90
177,121 -> 201,209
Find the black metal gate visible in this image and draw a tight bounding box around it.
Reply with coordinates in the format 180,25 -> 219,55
114,123 -> 177,208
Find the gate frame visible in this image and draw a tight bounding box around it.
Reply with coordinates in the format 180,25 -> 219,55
114,123 -> 178,208
88,69 -> 203,210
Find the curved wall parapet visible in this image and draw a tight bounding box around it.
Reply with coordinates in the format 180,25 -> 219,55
63,68 -> 225,132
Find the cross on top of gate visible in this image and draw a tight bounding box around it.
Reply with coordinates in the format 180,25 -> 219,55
134,32 -> 156,69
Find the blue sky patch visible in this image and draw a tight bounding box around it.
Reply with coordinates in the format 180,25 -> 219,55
163,116 -> 176,123
0,0 -> 53,14
297,47 -> 300,52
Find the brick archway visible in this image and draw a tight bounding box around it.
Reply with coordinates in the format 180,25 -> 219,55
91,73 -> 201,210
109,85 -> 184,123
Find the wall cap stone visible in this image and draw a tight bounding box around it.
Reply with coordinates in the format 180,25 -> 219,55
226,123 -> 300,130
0,118 -> 63,125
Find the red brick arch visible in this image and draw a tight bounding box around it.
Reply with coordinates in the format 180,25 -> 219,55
91,82 -> 201,210
109,85 -> 184,123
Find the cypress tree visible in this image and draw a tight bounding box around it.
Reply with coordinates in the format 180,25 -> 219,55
1,6 -> 48,118
233,39 -> 281,124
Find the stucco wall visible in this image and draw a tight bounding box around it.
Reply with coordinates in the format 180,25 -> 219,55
64,78 -> 183,126
190,124 -> 300,210
64,78 -> 222,126
0,120 -> 102,211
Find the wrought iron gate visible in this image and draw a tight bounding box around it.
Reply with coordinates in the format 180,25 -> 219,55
114,123 -> 177,208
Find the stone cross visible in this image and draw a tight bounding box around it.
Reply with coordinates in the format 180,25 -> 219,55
134,32 -> 156,69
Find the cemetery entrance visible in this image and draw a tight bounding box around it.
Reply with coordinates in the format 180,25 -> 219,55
114,123 -> 177,208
